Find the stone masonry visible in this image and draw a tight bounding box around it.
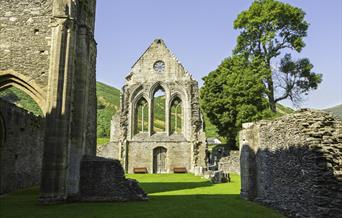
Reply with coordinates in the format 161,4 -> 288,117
79,156 -> 147,201
239,109 -> 342,217
101,39 -> 207,174
0,99 -> 44,194
218,150 -> 240,175
1,0 -> 98,202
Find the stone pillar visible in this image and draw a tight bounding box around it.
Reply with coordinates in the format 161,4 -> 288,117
148,100 -> 153,136
165,93 -> 170,136
239,123 -> 258,200
40,7 -> 76,202
40,0 -> 97,202
67,0 -> 97,196
67,26 -> 89,195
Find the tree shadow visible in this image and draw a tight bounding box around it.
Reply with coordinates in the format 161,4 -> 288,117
241,143 -> 342,218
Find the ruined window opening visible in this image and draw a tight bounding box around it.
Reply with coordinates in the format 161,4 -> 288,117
135,98 -> 148,134
170,97 -> 182,134
153,87 -> 166,133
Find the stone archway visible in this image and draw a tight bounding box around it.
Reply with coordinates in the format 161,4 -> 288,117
153,147 -> 167,174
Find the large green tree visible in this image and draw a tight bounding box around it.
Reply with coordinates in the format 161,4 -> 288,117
201,55 -> 271,144
234,0 -> 322,111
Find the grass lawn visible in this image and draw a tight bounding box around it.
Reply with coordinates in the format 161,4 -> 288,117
0,174 -> 282,218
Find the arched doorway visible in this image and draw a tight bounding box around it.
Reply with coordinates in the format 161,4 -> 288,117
153,147 -> 167,173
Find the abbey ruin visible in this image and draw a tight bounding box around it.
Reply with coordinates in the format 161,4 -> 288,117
1,0 -> 341,217
99,39 -> 207,174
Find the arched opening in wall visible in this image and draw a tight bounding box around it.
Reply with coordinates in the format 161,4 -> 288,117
153,87 -> 166,133
170,96 -> 182,134
0,87 -> 43,116
134,97 -> 148,134
153,146 -> 167,174
0,72 -> 45,114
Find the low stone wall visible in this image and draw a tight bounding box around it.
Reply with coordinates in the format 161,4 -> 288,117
218,150 -> 240,175
79,155 -> 147,201
240,109 -> 342,217
97,141 -> 120,160
0,99 -> 44,194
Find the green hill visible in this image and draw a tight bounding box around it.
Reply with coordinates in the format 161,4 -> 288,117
0,87 -> 43,116
324,104 -> 342,120
96,82 -> 120,144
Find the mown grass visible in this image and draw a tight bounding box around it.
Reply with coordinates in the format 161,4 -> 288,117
0,174 -> 282,218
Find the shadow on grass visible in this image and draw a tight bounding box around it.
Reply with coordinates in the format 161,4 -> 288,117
139,181 -> 213,194
0,189 -> 282,218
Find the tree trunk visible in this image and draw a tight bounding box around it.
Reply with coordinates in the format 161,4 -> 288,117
267,78 -> 277,113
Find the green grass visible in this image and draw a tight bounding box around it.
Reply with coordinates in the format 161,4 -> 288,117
97,137 -> 110,145
0,174 -> 282,218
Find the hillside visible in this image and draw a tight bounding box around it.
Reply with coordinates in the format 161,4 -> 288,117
324,104 -> 342,120
0,87 -> 43,116
96,82 -> 120,144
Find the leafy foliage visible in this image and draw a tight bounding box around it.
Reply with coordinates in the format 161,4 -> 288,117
234,0 -> 322,111
201,55 -> 272,144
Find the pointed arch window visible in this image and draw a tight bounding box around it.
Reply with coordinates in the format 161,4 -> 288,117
153,87 -> 166,133
135,97 -> 148,134
170,96 -> 182,134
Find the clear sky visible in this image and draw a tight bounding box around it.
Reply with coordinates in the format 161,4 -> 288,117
94,0 -> 342,109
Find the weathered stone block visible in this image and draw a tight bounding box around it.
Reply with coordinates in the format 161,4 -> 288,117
79,155 -> 147,201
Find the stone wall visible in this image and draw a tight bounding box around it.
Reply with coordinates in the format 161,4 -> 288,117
1,0 -> 98,201
79,155 -> 147,201
0,0 -> 52,95
239,109 -> 342,217
0,99 -> 44,194
218,150 -> 240,175
127,140 -> 191,174
97,142 -> 120,160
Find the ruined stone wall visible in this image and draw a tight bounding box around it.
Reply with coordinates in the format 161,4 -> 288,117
107,39 -> 207,174
0,0 -> 52,95
218,150 -> 240,175
127,140 -> 191,174
240,109 -> 342,217
97,142 -> 120,160
0,99 -> 44,194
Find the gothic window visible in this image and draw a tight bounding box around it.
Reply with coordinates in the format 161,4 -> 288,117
153,87 -> 166,133
135,97 -> 148,134
170,97 -> 182,134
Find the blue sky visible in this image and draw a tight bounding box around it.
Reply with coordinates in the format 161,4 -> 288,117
94,0 -> 342,109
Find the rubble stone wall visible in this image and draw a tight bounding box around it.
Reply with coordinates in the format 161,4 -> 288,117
218,150 -> 240,175
239,109 -> 342,217
0,99 -> 44,194
0,0 -> 52,94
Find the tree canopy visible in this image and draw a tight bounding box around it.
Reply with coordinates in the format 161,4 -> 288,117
201,0 -> 322,143
201,55 -> 271,144
233,0 -> 322,111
